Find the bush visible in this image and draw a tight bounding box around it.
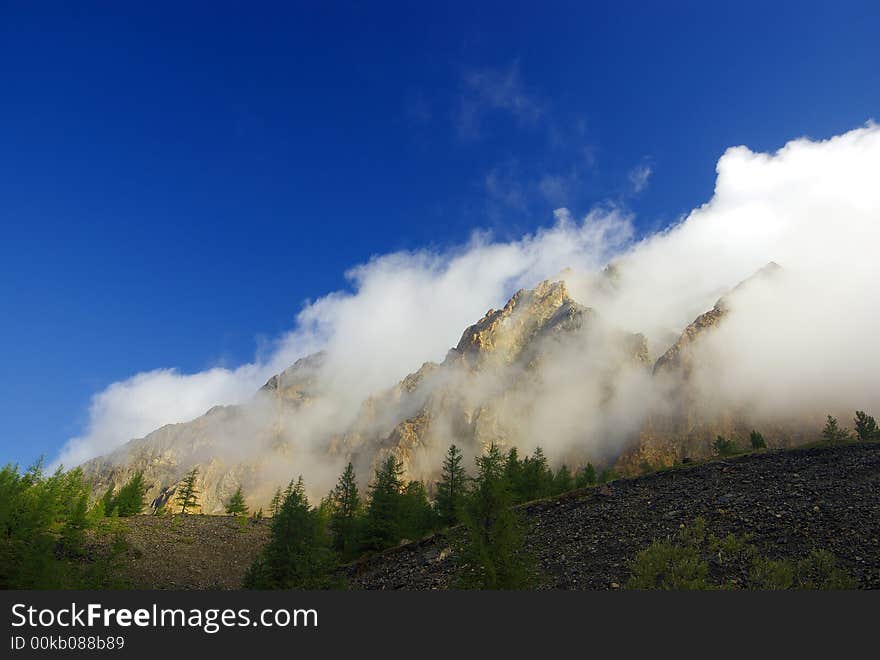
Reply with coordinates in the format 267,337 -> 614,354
627,518 -> 856,590
713,435 -> 738,457
627,540 -> 710,590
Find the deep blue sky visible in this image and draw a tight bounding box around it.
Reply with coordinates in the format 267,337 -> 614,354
2,1 -> 878,466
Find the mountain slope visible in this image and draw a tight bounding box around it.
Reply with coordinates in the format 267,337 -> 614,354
346,442 -> 880,590
82,263 -> 819,513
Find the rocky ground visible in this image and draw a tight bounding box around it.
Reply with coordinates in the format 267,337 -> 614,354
346,442 -> 880,589
87,514 -> 270,589
86,443 -> 880,589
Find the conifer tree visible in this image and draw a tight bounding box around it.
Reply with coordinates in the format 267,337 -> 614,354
435,444 -> 468,527
244,476 -> 338,589
0,463 -> 101,588
456,443 -> 533,589
553,465 -> 573,494
114,472 -> 148,516
749,430 -> 767,450
175,468 -> 200,514
270,487 -> 283,517
400,480 -> 436,540
225,486 -> 249,517
598,467 -> 617,484
854,411 -> 878,441
100,485 -> 116,517
365,455 -> 405,550
575,463 -> 597,488
821,415 -> 851,443
328,462 -> 362,558
516,447 -> 552,502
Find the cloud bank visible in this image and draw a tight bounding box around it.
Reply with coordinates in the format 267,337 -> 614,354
56,122 -> 880,472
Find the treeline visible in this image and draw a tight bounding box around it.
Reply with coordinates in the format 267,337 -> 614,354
244,409 -> 880,590
245,444 -> 612,589
710,410 -> 878,458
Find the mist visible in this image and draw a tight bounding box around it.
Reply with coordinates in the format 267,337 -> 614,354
57,123 -> 880,500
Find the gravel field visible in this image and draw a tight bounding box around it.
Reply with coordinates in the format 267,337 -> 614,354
89,514 -> 270,589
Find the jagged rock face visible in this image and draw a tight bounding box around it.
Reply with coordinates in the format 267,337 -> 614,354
82,263 -> 806,512
342,280 -> 652,486
618,261 -> 800,472
452,281 -> 577,362
260,351 -> 325,405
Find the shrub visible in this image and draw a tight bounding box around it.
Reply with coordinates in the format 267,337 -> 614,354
713,435 -> 738,457
628,518 -> 856,590
627,540 -> 710,590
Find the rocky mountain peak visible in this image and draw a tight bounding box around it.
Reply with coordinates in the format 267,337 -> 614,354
451,279 -> 578,363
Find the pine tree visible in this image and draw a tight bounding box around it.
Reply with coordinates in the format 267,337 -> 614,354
328,462 -> 362,559
598,467 -> 617,484
100,485 -> 116,517
821,415 -> 851,443
456,443 -> 534,589
400,480 -> 436,540
576,462 -> 597,488
516,447 -> 552,502
854,411 -> 878,441
114,472 -> 148,516
553,465 -> 573,494
749,430 -> 767,450
244,476 -> 338,589
270,487 -> 283,517
225,486 -> 249,517
175,468 -> 200,514
365,455 -> 405,550
435,444 -> 468,527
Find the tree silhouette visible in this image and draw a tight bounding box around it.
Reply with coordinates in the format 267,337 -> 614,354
435,444 -> 468,527
175,468 -> 200,514
821,416 -> 851,443
456,443 -> 534,589
225,486 -> 248,517
854,411 -> 878,441
328,462 -> 362,558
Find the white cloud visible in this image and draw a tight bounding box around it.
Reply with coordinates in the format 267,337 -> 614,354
458,62 -> 543,137
56,122 -> 880,471
628,163 -> 652,193
55,367 -> 266,469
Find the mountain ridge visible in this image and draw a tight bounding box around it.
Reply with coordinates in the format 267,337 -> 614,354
80,263 -> 809,513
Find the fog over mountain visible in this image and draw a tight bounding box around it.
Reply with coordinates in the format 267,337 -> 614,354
64,123 -> 880,511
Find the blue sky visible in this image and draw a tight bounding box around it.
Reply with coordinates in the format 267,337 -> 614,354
1,1 -> 879,466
